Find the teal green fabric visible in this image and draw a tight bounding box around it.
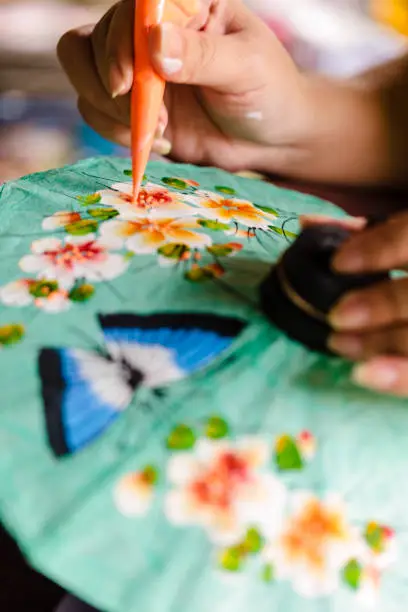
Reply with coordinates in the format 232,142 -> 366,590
0,157 -> 406,612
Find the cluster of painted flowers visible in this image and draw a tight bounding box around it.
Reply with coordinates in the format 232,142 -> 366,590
0,173 -> 282,318
114,419 -> 396,607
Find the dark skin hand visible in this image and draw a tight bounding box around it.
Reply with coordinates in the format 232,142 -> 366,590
301,213 -> 408,397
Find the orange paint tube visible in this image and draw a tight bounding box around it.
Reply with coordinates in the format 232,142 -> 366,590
131,0 -> 200,203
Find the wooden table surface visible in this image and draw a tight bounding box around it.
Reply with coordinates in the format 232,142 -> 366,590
1,176 -> 406,612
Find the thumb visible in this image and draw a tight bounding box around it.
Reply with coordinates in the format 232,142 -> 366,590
148,22 -> 261,93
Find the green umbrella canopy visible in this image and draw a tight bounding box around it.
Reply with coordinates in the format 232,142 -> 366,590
0,157 -> 405,612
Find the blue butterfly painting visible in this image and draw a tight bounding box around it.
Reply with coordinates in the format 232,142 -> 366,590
38,313 -> 245,457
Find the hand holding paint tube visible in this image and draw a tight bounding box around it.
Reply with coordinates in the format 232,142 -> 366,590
131,0 -> 201,201
58,0 -> 304,176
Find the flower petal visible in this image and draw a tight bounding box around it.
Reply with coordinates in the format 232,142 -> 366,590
167,453 -> 200,485
165,490 -> 197,525
19,254 -> 44,274
114,473 -> 153,517
166,227 -> 212,248
0,280 -> 32,306
126,231 -> 166,254
64,234 -> 97,246
31,237 -> 61,254
42,211 -> 80,231
36,292 -> 71,313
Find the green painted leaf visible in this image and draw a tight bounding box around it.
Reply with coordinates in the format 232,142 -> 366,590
77,193 -> 102,205
158,243 -> 190,259
69,283 -> 95,302
197,219 -> 230,231
242,528 -> 264,554
219,547 -> 243,572
141,465 -> 159,485
342,559 -> 362,590
207,244 -> 235,257
262,564 -> 275,583
215,186 -> 236,196
65,220 -> 98,236
123,170 -> 146,181
269,225 -> 297,240
162,177 -> 188,190
255,204 -> 278,216
167,424 -> 196,450
364,523 -> 384,553
0,324 -> 25,347
275,435 -> 304,471
87,207 -> 119,221
205,416 -> 229,440
124,251 -> 136,261
184,267 -> 211,283
29,280 -> 58,299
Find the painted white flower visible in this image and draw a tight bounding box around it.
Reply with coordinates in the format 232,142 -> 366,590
100,217 -> 211,254
186,190 -> 276,228
98,182 -> 196,219
165,438 -> 287,546
19,236 -> 128,289
264,492 -> 359,598
0,278 -> 71,313
114,467 -> 158,517
42,210 -> 81,231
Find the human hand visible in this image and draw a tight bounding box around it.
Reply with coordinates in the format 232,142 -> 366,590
57,0 -> 308,172
301,213 -> 408,397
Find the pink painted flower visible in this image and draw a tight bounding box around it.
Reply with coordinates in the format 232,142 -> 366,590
165,438 -> 286,546
19,236 -> 128,289
98,182 -> 196,219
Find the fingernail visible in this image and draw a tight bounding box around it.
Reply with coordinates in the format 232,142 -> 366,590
152,138 -> 172,156
109,60 -> 132,99
328,334 -> 363,359
333,249 -> 365,273
330,295 -> 371,330
353,362 -> 399,391
156,23 -> 183,75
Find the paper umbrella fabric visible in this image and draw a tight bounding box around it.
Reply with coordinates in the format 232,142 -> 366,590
0,157 -> 406,612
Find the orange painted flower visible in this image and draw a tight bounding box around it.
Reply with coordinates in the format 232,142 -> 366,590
187,191 -> 276,228
265,493 -> 358,597
100,217 -> 212,254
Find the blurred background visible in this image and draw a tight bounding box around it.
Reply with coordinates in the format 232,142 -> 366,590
0,0 -> 407,183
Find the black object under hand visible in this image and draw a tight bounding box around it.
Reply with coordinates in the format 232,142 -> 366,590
260,223 -> 390,354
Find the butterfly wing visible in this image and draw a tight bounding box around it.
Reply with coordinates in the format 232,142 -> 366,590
38,347 -> 137,457
98,312 -> 246,388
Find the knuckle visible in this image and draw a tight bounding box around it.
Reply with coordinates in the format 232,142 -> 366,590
57,30 -> 75,64
179,33 -> 216,83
